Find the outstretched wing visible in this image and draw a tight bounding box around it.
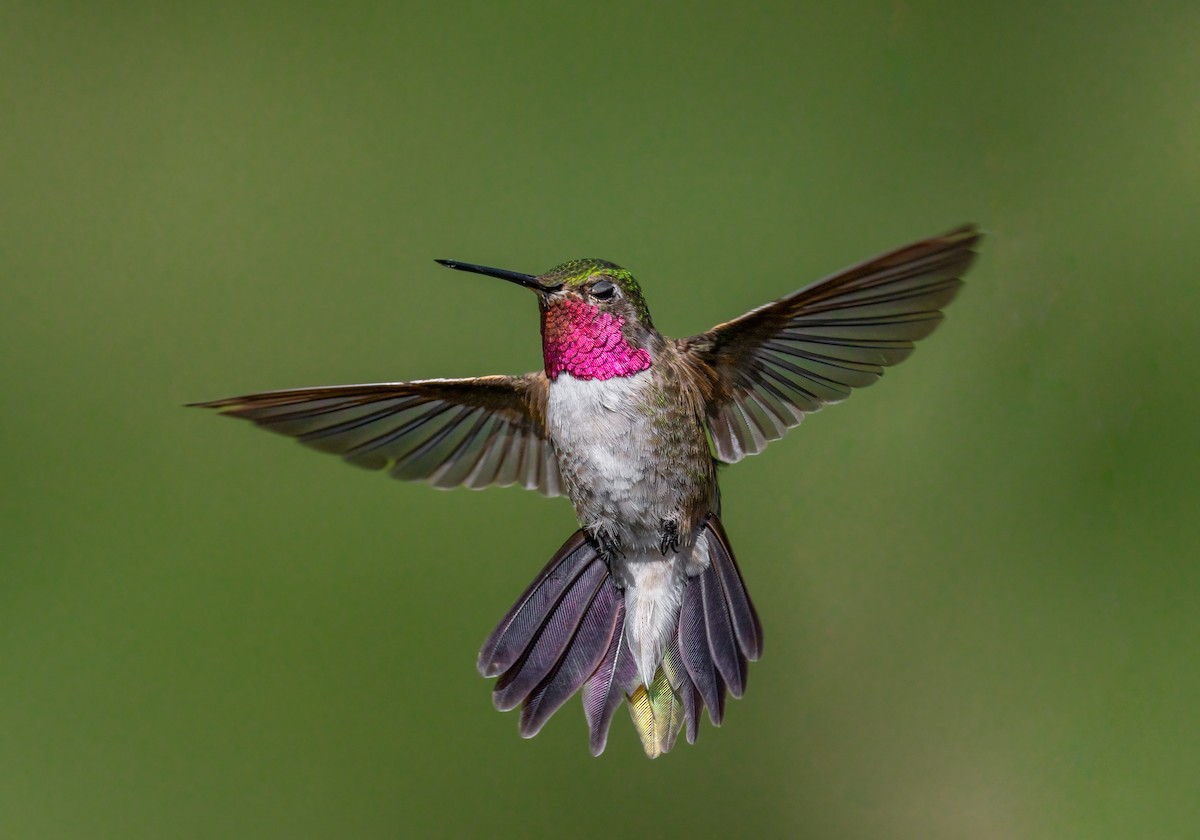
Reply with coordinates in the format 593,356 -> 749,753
679,225 -> 980,463
192,374 -> 564,495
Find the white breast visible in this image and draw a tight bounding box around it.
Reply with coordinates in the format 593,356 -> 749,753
547,373 -> 649,473
546,371 -> 663,540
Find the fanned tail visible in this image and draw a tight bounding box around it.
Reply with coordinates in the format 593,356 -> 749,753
478,514 -> 762,758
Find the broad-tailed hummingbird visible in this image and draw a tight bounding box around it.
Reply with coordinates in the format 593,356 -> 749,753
194,225 -> 980,757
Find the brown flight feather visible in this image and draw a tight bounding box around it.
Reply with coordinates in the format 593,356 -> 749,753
677,225 -> 980,463
191,374 -> 563,495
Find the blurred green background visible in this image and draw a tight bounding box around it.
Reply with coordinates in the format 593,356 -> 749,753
4,1 -> 1199,837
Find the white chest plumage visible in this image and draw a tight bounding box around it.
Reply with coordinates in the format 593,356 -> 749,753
545,371 -> 662,539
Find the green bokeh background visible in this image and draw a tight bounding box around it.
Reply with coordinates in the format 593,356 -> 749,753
4,2 -> 1198,837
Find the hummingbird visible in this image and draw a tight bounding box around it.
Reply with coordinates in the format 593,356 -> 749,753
194,225 -> 980,758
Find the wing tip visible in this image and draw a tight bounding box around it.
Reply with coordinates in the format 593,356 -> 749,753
940,223 -> 983,262
187,397 -> 235,410
942,222 -> 980,245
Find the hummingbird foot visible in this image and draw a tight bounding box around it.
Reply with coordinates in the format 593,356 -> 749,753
589,530 -> 626,584
659,520 -> 680,556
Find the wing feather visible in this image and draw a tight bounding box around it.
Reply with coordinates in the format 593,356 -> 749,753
679,225 -> 980,462
192,374 -> 564,495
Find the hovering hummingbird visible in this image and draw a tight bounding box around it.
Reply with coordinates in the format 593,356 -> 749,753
194,225 -> 980,758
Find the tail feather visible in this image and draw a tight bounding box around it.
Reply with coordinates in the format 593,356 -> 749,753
581,601 -> 638,756
478,530 -> 593,678
659,636 -> 688,752
518,578 -> 621,738
680,673 -> 701,745
700,559 -> 748,697
492,560 -> 608,711
679,571 -> 726,725
705,516 -> 764,660
627,684 -> 656,754
628,635 -> 687,758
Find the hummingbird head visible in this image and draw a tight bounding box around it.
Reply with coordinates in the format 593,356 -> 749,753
536,258 -> 653,328
435,257 -> 657,381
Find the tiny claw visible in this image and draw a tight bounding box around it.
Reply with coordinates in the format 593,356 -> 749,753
659,521 -> 680,555
589,530 -> 625,583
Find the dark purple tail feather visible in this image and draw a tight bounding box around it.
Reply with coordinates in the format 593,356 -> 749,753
518,578 -> 621,738
705,516 -> 764,661
679,572 -> 726,725
581,601 -> 639,756
478,530 -> 592,678
492,560 -> 608,711
681,674 -> 701,744
700,560 -> 748,697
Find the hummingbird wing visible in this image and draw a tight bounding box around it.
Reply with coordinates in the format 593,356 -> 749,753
192,373 -> 564,495
678,225 -> 980,463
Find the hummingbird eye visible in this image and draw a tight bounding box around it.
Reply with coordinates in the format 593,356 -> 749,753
591,280 -> 616,300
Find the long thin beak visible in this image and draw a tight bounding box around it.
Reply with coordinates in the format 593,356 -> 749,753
435,259 -> 557,291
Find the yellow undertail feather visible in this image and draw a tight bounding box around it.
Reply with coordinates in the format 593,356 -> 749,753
627,655 -> 686,758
